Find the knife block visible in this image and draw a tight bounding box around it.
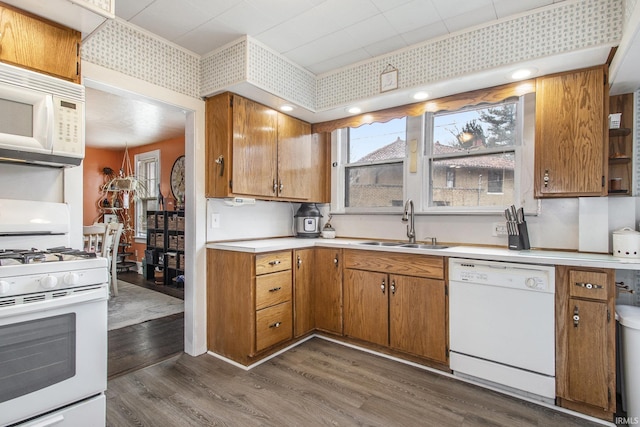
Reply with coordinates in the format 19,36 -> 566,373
508,221 -> 531,250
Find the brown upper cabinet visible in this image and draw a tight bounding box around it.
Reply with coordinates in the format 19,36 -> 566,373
205,92 -> 329,202
0,2 -> 81,83
534,66 -> 608,198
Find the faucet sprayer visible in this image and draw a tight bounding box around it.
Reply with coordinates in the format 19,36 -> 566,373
402,199 -> 416,243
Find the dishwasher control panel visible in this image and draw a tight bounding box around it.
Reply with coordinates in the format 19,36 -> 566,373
449,258 -> 555,293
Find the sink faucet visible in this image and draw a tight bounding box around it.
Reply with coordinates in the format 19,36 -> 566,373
401,199 -> 416,243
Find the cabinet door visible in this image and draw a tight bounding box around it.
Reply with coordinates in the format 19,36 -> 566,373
389,275 -> 447,363
535,66 -> 607,197
293,249 -> 314,337
0,4 -> 80,83
232,96 -> 278,197
277,113 -> 311,200
205,93 -> 233,197
314,248 -> 343,334
566,298 -> 610,410
344,269 -> 388,347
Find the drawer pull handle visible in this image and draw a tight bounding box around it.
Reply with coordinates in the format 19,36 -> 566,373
575,282 -> 602,290
269,321 -> 282,328
573,305 -> 580,327
268,287 -> 282,292
269,260 -> 281,266
381,279 -> 386,294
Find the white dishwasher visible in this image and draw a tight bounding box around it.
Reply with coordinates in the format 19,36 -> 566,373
449,258 -> 556,403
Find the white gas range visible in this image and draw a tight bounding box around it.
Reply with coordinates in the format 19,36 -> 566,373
0,199 -> 109,427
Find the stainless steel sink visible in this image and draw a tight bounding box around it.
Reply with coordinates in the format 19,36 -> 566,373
357,241 -> 404,246
399,243 -> 449,249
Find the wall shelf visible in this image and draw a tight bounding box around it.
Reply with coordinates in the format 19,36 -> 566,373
608,94 -> 634,196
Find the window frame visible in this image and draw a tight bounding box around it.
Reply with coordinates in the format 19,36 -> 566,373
337,125 -> 407,214
422,97 -> 523,214
134,149 -> 160,241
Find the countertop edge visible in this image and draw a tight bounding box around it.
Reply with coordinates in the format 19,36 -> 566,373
206,238 -> 640,270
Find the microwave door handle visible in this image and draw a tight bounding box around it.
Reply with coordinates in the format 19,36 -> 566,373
45,94 -> 54,151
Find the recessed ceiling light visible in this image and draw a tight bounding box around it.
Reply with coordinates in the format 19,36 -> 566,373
280,105 -> 294,112
510,68 -> 537,80
346,106 -> 361,114
413,91 -> 429,100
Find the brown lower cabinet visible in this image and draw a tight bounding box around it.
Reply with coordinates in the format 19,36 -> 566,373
314,248 -> 343,334
555,266 -> 616,421
343,249 -> 448,364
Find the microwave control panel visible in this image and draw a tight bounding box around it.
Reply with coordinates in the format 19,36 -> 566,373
53,96 -> 84,157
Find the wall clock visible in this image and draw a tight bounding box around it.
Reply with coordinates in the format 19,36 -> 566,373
170,155 -> 185,205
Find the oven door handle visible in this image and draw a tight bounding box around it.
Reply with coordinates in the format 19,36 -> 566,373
24,414 -> 65,427
0,286 -> 107,320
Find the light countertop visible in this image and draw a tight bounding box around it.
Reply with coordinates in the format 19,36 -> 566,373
206,237 -> 640,270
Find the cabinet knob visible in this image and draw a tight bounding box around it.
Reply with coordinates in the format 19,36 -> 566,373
215,155 -> 224,176
334,256 -> 339,267
269,321 -> 282,328
574,282 -> 603,290
381,279 -> 386,294
269,260 -> 281,266
543,170 -> 550,188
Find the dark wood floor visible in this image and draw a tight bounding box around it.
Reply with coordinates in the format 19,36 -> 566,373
108,271 -> 184,380
106,338 -> 604,427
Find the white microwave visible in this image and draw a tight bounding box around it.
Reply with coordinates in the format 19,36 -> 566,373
0,62 -> 84,167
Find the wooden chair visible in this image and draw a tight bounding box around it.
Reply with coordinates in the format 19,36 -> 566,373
83,224 -> 106,254
103,222 -> 124,296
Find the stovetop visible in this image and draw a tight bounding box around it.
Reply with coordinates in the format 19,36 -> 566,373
0,248 -> 97,266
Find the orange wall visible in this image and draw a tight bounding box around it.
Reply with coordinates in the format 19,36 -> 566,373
83,146 -> 123,225
83,137 -> 185,262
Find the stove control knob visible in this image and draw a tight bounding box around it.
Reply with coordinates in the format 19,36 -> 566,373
64,272 -> 80,285
0,280 -> 10,295
40,275 -> 58,289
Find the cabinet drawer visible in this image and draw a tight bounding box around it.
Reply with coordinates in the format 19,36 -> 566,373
344,249 -> 444,279
256,270 -> 292,310
256,301 -> 292,351
256,251 -> 292,275
569,270 -> 608,301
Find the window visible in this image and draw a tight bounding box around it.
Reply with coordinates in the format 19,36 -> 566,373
344,118 -> 406,209
134,150 -> 160,239
427,100 -> 519,209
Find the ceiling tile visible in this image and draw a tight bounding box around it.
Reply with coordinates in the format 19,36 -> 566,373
285,29 -> 361,68
432,0 -> 493,20
115,0 -> 156,21
492,0 -> 555,19
128,0 -> 214,41
345,14 -> 400,47
369,0 -> 415,13
307,48 -> 373,74
174,19 -> 240,55
363,35 -> 408,57
383,0 -> 442,33
215,2 -> 282,35
443,6 -> 497,33
400,21 -> 449,46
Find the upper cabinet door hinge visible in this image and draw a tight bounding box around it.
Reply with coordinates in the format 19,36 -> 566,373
229,180 -> 233,190
607,308 -> 611,323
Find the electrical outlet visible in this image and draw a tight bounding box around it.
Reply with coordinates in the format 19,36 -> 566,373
211,213 -> 220,228
492,222 -> 508,236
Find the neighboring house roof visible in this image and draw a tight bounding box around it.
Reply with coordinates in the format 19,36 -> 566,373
357,137 -> 405,162
433,142 -> 514,170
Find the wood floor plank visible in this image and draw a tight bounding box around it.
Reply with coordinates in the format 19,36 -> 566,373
106,338 -> 605,427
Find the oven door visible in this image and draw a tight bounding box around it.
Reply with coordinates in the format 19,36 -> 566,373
0,286 -> 107,426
